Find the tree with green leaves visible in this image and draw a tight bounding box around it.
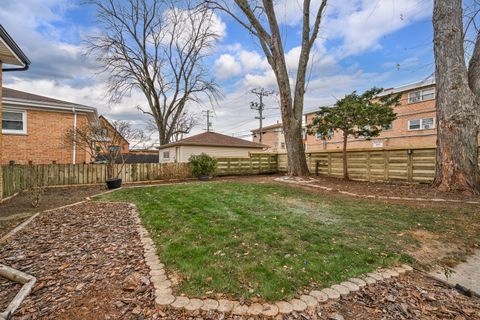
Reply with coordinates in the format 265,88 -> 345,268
308,88 -> 399,180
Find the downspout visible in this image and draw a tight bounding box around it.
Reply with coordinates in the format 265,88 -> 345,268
72,107 -> 77,164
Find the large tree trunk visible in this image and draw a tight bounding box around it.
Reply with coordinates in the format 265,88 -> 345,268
342,130 -> 349,180
433,0 -> 480,194
283,116 -> 309,176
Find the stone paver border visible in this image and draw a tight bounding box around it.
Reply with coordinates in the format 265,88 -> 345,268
274,176 -> 480,205
130,203 -> 414,317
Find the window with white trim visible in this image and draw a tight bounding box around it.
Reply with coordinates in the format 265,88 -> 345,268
2,110 -> 27,134
163,151 -> 170,159
408,118 -> 435,130
408,88 -> 435,103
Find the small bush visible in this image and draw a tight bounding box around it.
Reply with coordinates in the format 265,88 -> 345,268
189,153 -> 217,177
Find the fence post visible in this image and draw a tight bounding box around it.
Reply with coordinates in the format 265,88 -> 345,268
384,150 -> 390,181
407,149 -> 413,183
366,151 -> 371,181
327,153 -> 332,177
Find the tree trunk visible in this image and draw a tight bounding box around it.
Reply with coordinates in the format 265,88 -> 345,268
342,130 -> 349,180
433,0 -> 480,193
283,117 -> 309,176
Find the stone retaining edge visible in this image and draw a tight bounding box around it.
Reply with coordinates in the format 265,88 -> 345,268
130,203 -> 414,317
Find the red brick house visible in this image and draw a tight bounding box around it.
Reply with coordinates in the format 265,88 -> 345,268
304,78 -> 439,151
251,122 -> 286,152
1,87 -> 98,165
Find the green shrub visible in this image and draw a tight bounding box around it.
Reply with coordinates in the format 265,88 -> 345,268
188,153 -> 217,177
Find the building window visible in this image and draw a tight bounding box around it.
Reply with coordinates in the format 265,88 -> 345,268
316,130 -> 333,140
408,118 -> 435,131
163,151 -> 170,159
2,110 -> 27,134
408,88 -> 435,103
108,145 -> 121,153
280,142 -> 285,149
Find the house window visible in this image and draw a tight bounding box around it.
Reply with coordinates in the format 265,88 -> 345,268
2,110 -> 26,134
108,145 -> 121,153
316,130 -> 333,140
163,151 -> 170,159
280,142 -> 285,149
408,118 -> 435,130
408,88 -> 435,103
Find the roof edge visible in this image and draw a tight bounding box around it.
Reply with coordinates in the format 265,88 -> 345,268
158,142 -> 268,150
0,24 -> 30,67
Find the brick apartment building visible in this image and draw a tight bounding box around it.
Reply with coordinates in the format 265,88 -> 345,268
251,122 -> 287,152
2,87 -> 98,165
304,78 -> 439,151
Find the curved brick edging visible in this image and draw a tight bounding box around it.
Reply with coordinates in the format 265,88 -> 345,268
274,177 -> 480,205
129,203 -> 414,317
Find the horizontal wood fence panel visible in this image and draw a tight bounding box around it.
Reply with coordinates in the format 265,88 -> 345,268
279,147 -> 480,183
1,154 -> 278,199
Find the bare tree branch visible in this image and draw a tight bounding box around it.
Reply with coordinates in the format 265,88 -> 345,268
85,0 -> 220,145
205,0 -> 328,176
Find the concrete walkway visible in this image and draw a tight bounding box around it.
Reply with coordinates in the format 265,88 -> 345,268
430,250 -> 480,295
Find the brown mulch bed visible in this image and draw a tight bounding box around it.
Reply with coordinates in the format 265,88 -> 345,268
0,202 -> 159,319
309,175 -> 480,203
0,185 -> 107,239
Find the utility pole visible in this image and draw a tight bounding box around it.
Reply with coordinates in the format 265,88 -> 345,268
202,110 -> 214,132
250,88 -> 273,143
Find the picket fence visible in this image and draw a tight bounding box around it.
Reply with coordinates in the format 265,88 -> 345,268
1,153 -> 278,199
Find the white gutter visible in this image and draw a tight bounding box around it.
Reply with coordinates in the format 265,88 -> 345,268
3,99 -> 97,113
73,107 -> 77,164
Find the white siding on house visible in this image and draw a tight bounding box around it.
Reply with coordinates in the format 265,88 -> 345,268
159,146 -> 177,163
159,145 -> 263,163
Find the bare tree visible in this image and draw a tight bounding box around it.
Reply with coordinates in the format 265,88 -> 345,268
146,111 -> 198,142
86,0 -> 220,145
433,0 -> 480,193
206,0 -> 328,176
64,119 -> 149,179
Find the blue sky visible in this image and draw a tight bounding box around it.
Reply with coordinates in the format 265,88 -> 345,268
1,0 -> 434,141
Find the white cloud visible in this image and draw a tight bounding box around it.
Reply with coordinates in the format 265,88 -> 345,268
214,54 -> 242,80
239,50 -> 266,71
272,0 -> 432,57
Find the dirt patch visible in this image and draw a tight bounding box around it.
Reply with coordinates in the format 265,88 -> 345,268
310,175 -> 480,203
0,202 -> 159,319
0,185 -> 106,219
405,230 -> 462,268
0,217 -> 28,239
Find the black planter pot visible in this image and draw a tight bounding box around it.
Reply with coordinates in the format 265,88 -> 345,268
106,178 -> 122,189
198,175 -> 209,181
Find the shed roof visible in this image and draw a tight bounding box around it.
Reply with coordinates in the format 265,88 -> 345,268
159,131 -> 268,149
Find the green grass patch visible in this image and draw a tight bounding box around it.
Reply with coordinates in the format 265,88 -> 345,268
96,182 -> 479,301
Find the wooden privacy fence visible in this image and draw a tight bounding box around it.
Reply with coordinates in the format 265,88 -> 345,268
278,147 -> 480,183
1,153 -> 278,199
215,153 -> 278,176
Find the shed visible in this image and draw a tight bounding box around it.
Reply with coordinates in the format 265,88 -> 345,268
158,131 -> 268,163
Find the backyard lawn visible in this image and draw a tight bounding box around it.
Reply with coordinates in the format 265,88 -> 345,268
97,182 -> 480,302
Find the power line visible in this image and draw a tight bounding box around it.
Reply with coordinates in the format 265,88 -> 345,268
250,88 -> 274,143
